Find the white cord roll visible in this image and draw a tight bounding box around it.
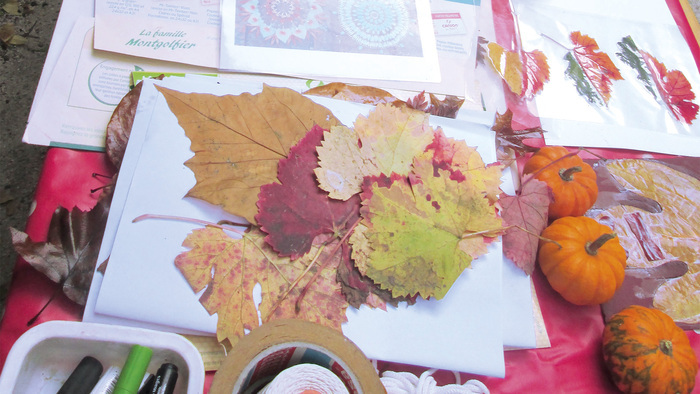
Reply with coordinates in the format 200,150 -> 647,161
381,369 -> 489,394
259,363 -> 350,394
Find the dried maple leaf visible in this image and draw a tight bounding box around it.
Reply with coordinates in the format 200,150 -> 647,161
10,190 -> 112,306
491,109 -> 544,157
564,31 -> 623,106
617,35 -> 699,124
353,154 -> 502,299
175,226 -> 348,347
256,124 -> 360,260
405,92 -> 465,119
156,84 -> 340,224
315,104 -> 434,200
500,176 -> 551,275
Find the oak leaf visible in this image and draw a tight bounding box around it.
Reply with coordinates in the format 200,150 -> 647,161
500,176 -> 551,275
156,84 -> 340,224
564,31 -> 623,106
256,124 -> 360,259
175,227 -> 349,347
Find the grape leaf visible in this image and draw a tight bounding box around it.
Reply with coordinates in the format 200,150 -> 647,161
175,226 -> 348,347
156,84 -> 340,224
256,124 -> 361,260
565,31 -> 623,106
616,35 -> 699,124
353,155 -> 502,299
10,190 -> 112,306
315,104 -> 434,200
500,176 -> 551,275
314,125 -> 379,201
424,128 -> 503,203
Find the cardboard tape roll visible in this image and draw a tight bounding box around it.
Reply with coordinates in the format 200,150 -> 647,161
209,319 -> 385,394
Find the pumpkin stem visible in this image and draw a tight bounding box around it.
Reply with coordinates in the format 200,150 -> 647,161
659,339 -> 673,356
559,166 -> 582,182
585,233 -> 617,255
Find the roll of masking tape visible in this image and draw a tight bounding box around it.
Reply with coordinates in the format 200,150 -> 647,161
209,319 -> 385,394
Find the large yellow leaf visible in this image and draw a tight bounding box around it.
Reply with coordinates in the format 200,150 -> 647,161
156,85 -> 339,223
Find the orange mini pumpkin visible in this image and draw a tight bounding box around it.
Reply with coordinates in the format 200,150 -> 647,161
602,305 -> 698,394
538,216 -> 626,305
523,146 -> 598,219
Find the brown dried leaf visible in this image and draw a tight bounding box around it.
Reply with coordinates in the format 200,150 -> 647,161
10,190 -> 112,305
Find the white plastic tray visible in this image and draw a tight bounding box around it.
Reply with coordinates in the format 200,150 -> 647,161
0,321 -> 205,393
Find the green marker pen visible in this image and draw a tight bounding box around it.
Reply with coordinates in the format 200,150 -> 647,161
113,344 -> 153,394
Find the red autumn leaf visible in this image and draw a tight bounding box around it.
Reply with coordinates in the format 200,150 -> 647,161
568,31 -> 623,105
491,109 -> 543,158
640,50 -> 699,124
10,189 -> 112,306
256,124 -> 361,260
500,176 -> 552,275
521,49 -> 550,99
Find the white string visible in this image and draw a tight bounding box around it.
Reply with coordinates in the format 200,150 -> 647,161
380,369 -> 489,394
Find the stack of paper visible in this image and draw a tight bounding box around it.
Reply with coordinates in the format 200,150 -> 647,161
81,75 -> 538,377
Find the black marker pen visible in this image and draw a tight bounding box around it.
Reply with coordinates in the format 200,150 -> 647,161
149,363 -> 178,394
57,356 -> 104,394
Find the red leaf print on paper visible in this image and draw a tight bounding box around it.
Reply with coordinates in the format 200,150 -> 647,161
641,51 -> 699,124
568,31 -> 623,105
521,49 -> 550,99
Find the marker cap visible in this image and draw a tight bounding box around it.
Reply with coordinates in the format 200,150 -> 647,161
113,345 -> 153,394
57,356 -> 104,394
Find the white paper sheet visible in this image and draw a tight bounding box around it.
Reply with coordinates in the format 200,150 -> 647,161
219,0 -> 442,83
22,17 -> 216,150
513,0 -> 700,156
81,76 -> 542,377
93,0 -> 221,68
325,0 -> 483,100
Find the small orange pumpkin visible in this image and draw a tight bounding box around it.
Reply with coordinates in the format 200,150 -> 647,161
538,216 -> 626,305
523,146 -> 598,219
602,305 -> 698,394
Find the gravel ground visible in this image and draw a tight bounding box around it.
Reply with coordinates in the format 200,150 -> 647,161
1,0 -> 700,320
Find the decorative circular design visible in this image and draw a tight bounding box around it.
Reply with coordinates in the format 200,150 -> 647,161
339,0 -> 410,49
240,0 -> 324,44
